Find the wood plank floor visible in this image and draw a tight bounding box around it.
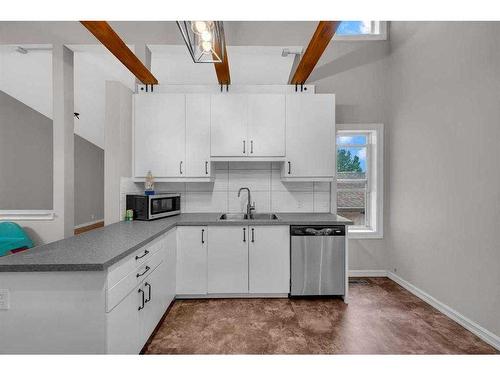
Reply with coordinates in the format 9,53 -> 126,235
144,278 -> 498,354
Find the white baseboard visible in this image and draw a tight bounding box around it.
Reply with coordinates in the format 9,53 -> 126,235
349,270 -> 388,277
388,272 -> 500,351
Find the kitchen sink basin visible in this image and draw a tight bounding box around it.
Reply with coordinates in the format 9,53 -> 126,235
219,213 -> 249,220
248,213 -> 279,220
218,213 -> 279,221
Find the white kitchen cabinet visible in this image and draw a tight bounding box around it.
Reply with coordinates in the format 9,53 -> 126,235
282,94 -> 335,180
139,261 -> 168,345
249,226 -> 290,294
208,226 -> 249,293
186,94 -> 212,177
176,226 -> 208,295
164,229 -> 177,306
211,95 -> 248,157
211,94 -> 286,159
247,94 -> 286,157
133,94 -> 185,177
107,284 -> 142,354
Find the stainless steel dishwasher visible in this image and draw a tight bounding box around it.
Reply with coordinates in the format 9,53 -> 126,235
290,225 -> 345,296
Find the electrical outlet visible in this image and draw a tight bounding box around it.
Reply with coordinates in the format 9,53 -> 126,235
393,268 -> 397,273
0,289 -> 10,310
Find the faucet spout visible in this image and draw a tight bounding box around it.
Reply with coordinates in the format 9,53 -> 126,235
238,187 -> 255,216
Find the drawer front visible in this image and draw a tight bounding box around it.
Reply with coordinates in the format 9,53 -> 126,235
107,237 -> 162,289
107,247 -> 164,312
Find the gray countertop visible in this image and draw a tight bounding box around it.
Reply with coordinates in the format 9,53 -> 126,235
0,213 -> 352,272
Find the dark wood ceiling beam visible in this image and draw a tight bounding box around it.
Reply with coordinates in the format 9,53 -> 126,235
290,21 -> 340,85
213,27 -> 230,85
80,21 -> 158,85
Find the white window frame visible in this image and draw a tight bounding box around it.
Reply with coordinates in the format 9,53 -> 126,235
336,123 -> 384,239
334,21 -> 388,41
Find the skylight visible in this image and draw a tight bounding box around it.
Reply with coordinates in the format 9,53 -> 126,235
335,21 -> 387,40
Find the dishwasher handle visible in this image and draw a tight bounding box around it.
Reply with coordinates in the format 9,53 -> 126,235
290,225 -> 345,236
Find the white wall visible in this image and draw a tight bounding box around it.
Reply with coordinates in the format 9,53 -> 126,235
73,46 -> 135,148
387,22 -> 500,338
119,162 -> 331,220
0,45 -> 52,118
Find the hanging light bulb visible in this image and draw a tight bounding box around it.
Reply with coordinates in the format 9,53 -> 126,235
201,41 -> 212,52
191,21 -> 207,34
201,30 -> 212,42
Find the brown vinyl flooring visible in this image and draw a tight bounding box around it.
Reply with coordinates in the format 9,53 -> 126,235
144,277 -> 498,354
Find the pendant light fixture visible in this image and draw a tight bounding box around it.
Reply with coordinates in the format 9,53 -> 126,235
176,21 -> 226,63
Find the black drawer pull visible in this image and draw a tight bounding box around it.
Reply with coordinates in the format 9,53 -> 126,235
135,250 -> 149,260
145,282 -> 152,303
136,265 -> 150,278
138,288 -> 145,311
251,228 -> 255,243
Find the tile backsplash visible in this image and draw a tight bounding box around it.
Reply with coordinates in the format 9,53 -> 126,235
120,162 -> 331,217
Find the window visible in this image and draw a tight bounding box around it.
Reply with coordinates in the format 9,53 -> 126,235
335,21 -> 387,41
336,124 -> 384,238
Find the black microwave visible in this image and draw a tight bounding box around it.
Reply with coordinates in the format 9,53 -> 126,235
126,193 -> 181,221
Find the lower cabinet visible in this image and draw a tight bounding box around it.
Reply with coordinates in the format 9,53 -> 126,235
176,226 -> 208,295
106,231 -> 176,354
249,226 -> 290,294
208,226 -> 249,293
207,225 -> 290,295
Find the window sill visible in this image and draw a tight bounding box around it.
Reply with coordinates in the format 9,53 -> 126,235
0,210 -> 55,221
347,228 -> 383,239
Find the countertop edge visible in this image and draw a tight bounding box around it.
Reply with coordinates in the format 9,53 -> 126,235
0,215 -> 352,273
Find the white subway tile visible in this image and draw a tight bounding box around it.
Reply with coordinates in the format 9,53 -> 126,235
314,182 -> 331,192
227,191 -> 271,213
184,192 -> 227,213
228,170 -> 271,192
271,191 -> 314,212
313,192 -> 331,212
214,161 -> 229,170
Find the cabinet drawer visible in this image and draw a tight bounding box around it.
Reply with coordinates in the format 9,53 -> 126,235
107,248 -> 164,312
107,237 -> 162,289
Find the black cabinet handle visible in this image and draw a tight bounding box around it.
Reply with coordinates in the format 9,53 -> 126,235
288,161 -> 291,175
250,140 -> 254,154
135,249 -> 149,260
243,140 -> 246,154
201,229 -> 205,244
205,161 -> 209,175
136,265 -> 150,278
180,161 -> 183,174
145,282 -> 151,303
251,228 -> 255,243
243,227 -> 246,242
138,288 -> 145,311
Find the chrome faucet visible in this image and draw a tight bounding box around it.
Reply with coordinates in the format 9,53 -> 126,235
238,187 -> 255,217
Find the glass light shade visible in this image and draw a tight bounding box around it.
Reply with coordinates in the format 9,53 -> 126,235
177,21 -> 225,63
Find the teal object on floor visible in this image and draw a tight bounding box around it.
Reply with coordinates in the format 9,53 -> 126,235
0,222 -> 34,257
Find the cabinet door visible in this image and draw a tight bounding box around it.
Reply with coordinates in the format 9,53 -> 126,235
176,226 -> 207,295
134,94 -> 185,177
210,94 -> 248,156
284,95 -> 335,178
164,230 -> 177,306
140,262 -> 169,344
186,94 -> 211,177
248,94 -> 285,157
107,286 -> 142,354
208,226 -> 249,293
249,226 -> 290,294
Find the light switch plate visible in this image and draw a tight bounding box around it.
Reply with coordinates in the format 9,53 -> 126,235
0,289 -> 10,310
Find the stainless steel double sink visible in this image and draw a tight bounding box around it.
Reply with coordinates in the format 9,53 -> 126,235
218,213 -> 280,221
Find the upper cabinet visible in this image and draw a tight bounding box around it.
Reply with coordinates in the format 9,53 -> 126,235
282,94 -> 336,181
134,94 -> 185,178
247,94 -> 285,157
210,94 -> 286,159
185,94 -> 212,177
210,95 -> 248,157
133,94 -> 212,180
133,91 -> 335,181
